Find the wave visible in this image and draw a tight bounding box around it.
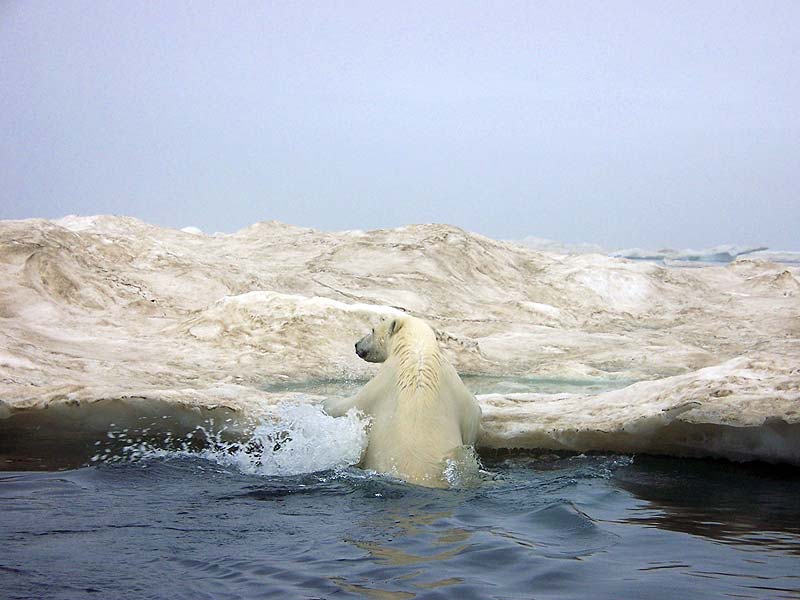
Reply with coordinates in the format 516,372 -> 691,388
96,403 -> 370,477
0,398 -> 481,485
0,398 -> 369,475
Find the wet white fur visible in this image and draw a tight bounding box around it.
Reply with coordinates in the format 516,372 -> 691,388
324,315 -> 482,487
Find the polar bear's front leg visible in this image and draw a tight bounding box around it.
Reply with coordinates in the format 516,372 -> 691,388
322,369 -> 390,417
322,367 -> 393,418
322,395 -> 359,417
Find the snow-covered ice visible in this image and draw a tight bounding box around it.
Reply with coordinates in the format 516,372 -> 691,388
1,216 -> 798,465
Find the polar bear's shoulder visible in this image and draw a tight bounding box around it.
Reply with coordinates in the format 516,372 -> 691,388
389,316 -> 443,398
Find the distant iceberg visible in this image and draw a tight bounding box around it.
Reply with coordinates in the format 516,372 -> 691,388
511,237 -> 795,265
609,245 -> 768,263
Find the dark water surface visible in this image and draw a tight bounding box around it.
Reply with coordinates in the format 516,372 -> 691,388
2,452 -> 799,599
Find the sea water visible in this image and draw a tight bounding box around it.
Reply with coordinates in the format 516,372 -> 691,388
1,379 -> 799,599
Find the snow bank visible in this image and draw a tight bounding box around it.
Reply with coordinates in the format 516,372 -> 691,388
0,216 -> 798,467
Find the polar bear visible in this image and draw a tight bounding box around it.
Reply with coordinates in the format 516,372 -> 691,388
324,315 -> 482,488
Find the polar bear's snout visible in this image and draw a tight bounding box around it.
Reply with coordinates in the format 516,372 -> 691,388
355,340 -> 366,359
355,332 -> 378,362
354,322 -> 393,363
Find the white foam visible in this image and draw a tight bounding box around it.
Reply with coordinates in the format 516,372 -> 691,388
94,403 -> 370,477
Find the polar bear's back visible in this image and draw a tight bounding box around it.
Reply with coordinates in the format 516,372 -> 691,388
326,314 -> 482,488
363,360 -> 471,486
361,320 -> 481,486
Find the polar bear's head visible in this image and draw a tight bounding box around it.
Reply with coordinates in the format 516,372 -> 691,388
355,317 -> 404,363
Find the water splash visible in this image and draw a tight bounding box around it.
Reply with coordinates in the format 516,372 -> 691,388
443,445 -> 484,488
91,403 -> 371,477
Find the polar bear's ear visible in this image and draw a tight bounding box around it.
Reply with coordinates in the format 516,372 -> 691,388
388,318 -> 403,336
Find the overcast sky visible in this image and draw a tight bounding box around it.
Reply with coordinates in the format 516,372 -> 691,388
2,1 -> 798,249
